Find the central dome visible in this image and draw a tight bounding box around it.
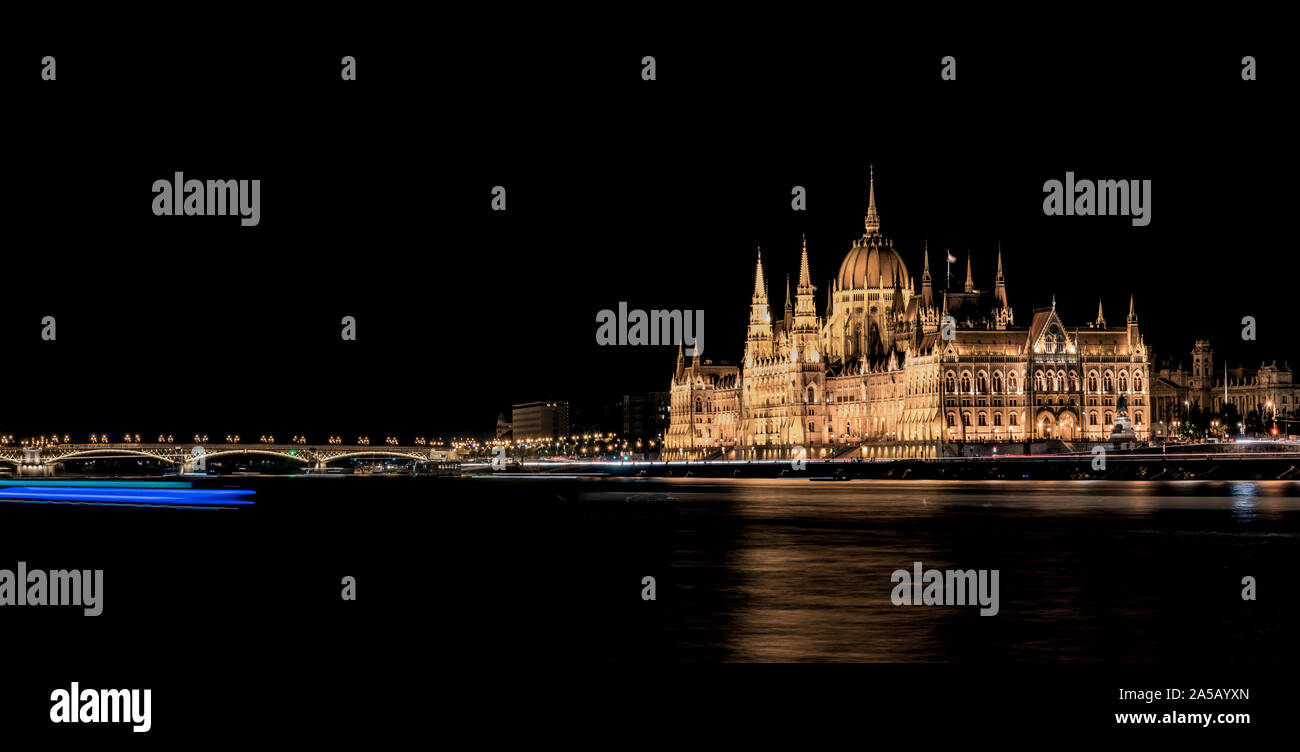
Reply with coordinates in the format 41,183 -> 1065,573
837,235 -> 911,290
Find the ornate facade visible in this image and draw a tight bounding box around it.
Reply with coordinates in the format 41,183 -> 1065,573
664,170 -> 1152,460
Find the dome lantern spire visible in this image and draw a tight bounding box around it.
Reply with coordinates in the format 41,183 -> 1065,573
864,164 -> 881,236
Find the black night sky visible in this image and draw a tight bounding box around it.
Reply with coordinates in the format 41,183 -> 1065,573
1,35 -> 1289,438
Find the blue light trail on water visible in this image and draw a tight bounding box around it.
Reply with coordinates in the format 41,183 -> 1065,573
0,486 -> 255,507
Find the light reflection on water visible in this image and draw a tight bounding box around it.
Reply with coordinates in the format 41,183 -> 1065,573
580,479 -> 1300,662
1230,482 -> 1260,522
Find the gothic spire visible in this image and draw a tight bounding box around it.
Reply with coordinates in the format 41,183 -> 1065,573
993,243 -> 1008,308
798,234 -> 812,289
964,252 -> 974,293
1096,297 -> 1106,327
920,240 -> 934,309
794,236 -> 818,329
746,247 -> 774,360
864,164 -> 880,235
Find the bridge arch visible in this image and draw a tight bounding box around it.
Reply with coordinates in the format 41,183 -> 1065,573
319,450 -> 431,465
193,449 -> 311,464
46,448 -> 180,466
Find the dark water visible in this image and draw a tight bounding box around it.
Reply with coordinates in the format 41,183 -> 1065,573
2,476 -> 1295,738
4,476 -> 1297,666
447,476 -> 1300,663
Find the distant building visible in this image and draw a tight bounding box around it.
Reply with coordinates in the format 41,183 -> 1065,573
495,412 -> 512,440
620,392 -> 672,444
600,399 -> 624,437
648,391 -> 671,443
511,401 -> 569,441
1152,339 -> 1298,435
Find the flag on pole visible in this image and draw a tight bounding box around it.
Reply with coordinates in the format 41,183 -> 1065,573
946,252 -> 957,264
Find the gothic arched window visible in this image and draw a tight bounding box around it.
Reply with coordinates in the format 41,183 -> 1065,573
1119,373 -> 1129,392
1009,412 -> 1018,427
945,373 -> 956,393
961,373 -> 972,393
977,373 -> 988,393
993,413 -> 1003,427
993,372 -> 1003,393
1087,373 -> 1098,392
1103,373 -> 1114,392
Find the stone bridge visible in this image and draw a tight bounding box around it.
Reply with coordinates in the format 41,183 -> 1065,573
0,444 -> 458,477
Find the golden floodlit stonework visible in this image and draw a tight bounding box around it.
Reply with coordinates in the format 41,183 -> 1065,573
664,170 -> 1152,460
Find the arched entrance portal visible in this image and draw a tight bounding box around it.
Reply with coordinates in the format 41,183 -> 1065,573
1058,410 -> 1079,442
1036,411 -> 1055,440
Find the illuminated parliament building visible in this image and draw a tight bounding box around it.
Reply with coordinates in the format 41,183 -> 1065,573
664,170 -> 1152,460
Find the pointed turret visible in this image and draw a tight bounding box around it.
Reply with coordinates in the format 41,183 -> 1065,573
920,240 -> 934,309
793,235 -> 819,352
993,243 -> 1008,308
864,165 -> 881,236
798,235 -> 813,289
1127,294 -> 1140,350
784,274 -> 793,321
964,252 -> 974,293
1096,298 -> 1106,328
746,247 -> 773,363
